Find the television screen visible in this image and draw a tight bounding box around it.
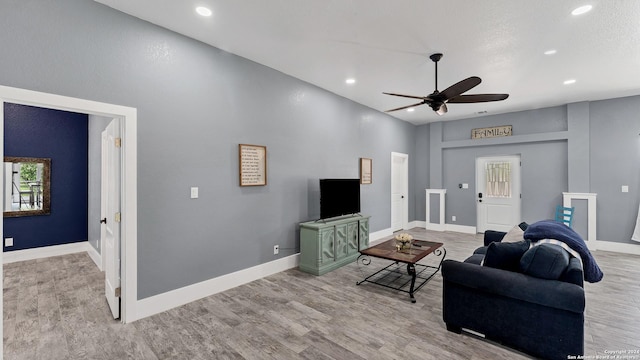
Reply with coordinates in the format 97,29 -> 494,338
320,179 -> 360,219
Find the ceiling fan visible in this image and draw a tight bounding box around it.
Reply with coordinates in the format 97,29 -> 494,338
383,53 -> 509,115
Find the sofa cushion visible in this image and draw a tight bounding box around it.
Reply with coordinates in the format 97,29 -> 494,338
473,246 -> 488,255
483,230 -> 507,246
520,243 -> 570,280
502,224 -> 525,243
483,240 -> 530,272
464,254 -> 484,265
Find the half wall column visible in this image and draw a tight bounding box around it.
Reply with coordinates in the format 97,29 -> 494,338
425,189 -> 446,231
563,192 -> 597,250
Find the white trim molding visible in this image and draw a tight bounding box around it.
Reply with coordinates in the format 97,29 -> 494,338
595,241 -> 640,256
0,85 -> 138,324
87,242 -> 103,271
445,224 -> 477,234
409,220 -> 426,229
369,228 -> 393,245
563,192 -> 597,250
3,242 -> 89,264
425,189 -> 447,231
136,253 -> 300,321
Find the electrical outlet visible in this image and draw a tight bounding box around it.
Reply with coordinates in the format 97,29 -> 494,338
622,185 -> 629,193
273,245 -> 279,255
5,237 -> 13,247
452,216 -> 457,222
190,187 -> 199,199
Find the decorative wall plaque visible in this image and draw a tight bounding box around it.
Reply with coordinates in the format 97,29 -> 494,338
471,125 -> 512,139
239,144 -> 267,186
360,157 -> 372,184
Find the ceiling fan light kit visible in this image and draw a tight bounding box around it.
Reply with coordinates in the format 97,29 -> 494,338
383,53 -> 509,115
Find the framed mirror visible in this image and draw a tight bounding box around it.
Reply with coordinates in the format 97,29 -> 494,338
3,157 -> 51,217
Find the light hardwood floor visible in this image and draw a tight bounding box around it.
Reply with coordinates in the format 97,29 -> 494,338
3,229 -> 640,359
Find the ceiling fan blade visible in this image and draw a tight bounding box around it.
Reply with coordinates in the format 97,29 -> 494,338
385,101 -> 425,112
436,103 -> 448,115
382,92 -> 425,100
438,76 -> 482,101
447,93 -> 509,103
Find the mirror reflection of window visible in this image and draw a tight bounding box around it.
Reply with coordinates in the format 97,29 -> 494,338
3,157 -> 51,217
4,162 -> 43,210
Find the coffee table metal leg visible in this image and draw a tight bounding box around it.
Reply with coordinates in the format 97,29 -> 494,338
407,263 -> 417,303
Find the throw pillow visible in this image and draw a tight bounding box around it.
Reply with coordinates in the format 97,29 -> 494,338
519,243 -> 570,280
483,240 -> 531,272
502,224 -> 525,243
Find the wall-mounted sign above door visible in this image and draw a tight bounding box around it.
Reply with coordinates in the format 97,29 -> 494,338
471,125 -> 512,139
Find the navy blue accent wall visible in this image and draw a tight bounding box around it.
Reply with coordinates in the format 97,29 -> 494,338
3,103 -> 88,251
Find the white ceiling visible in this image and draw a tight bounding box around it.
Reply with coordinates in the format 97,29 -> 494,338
94,0 -> 640,124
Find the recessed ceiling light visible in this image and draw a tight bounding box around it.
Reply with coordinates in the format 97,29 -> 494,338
407,108 -> 415,112
564,79 -> 577,85
571,5 -> 592,16
544,49 -> 557,55
196,6 -> 212,17
345,78 -> 356,85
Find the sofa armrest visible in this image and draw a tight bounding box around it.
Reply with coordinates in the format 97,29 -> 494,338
484,230 -> 506,246
560,257 -> 584,287
442,259 -> 585,313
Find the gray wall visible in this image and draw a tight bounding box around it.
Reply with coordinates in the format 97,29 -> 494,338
2,0 -> 638,301
424,106 -> 569,226
88,115 -> 113,253
419,97 -> 640,246
414,126 -> 430,224
0,0 -> 416,299
590,96 -> 640,243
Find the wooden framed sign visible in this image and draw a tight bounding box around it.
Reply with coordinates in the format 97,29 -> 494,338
360,157 -> 372,184
239,144 -> 267,186
471,125 -> 512,139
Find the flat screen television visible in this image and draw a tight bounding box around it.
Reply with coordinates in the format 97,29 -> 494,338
320,179 -> 360,220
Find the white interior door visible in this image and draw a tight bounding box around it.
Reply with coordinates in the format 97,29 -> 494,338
102,119 -> 121,319
476,155 -> 521,233
391,152 -> 409,232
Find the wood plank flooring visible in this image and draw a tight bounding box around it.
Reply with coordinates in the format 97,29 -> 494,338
4,229 -> 640,359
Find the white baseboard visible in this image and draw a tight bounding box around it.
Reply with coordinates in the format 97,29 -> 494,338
594,240 -> 640,255
3,241 -> 89,264
409,221 -> 426,229
369,228 -> 393,245
425,223 -> 446,231
87,242 -> 103,271
135,253 -> 300,321
445,224 -> 477,234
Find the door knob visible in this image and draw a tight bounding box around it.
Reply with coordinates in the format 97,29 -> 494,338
100,218 -> 107,224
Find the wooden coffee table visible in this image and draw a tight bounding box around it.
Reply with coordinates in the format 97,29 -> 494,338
356,239 -> 446,303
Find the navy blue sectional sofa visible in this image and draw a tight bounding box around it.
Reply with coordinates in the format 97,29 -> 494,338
442,229 -> 585,360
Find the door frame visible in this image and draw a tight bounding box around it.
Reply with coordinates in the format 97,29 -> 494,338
390,152 -> 409,231
475,154 -> 521,233
0,86 -> 138,328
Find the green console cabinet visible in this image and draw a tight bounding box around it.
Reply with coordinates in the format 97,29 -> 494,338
299,215 -> 370,275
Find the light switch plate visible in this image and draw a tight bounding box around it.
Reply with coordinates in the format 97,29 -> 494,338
190,187 -> 199,198
622,185 -> 629,193
462,183 -> 469,189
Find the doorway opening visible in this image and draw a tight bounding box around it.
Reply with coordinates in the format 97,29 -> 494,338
0,86 -> 138,331
391,152 -> 409,232
476,155 -> 521,233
